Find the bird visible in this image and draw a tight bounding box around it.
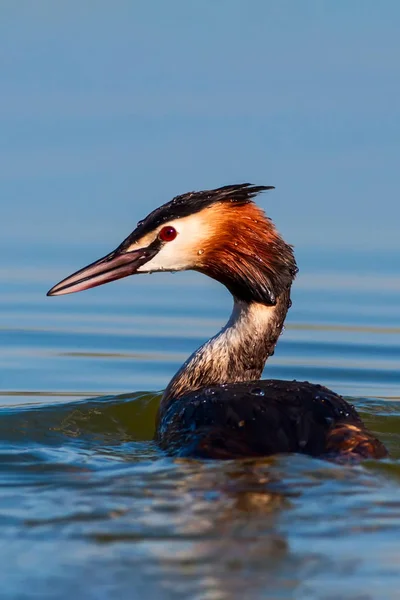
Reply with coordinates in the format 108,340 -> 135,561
47,183 -> 388,461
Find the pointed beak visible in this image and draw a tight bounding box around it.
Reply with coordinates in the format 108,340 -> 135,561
47,242 -> 159,297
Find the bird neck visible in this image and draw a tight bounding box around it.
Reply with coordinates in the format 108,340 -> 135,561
161,289 -> 291,409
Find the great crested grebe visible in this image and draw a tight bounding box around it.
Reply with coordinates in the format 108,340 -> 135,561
47,184 -> 387,460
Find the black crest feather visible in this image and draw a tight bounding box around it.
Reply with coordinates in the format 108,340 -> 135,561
122,184 -> 273,248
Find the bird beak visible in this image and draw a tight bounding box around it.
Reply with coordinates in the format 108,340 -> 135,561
47,242 -> 159,297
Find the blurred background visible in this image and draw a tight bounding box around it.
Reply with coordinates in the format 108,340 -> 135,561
1,2 -> 399,250
1,1 -> 399,399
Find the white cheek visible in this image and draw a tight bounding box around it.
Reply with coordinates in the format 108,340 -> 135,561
137,243 -> 190,272
137,216 -> 210,272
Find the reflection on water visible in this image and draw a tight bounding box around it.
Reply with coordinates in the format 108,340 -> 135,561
0,392 -> 400,598
1,246 -> 400,597
0,240 -> 400,600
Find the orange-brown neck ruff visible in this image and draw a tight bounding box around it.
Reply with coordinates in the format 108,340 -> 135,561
195,202 -> 297,305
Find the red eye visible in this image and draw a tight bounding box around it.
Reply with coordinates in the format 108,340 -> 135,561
159,226 -> 178,242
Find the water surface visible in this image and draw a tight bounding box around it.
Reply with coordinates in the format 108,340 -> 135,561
1,239 -> 400,599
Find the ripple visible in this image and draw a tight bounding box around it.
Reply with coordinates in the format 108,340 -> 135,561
2,251 -> 400,598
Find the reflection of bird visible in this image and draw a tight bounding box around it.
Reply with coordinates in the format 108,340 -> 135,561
48,184 -> 387,460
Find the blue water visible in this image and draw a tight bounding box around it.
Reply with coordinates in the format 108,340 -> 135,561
1,236 -> 400,599
1,3 -> 400,599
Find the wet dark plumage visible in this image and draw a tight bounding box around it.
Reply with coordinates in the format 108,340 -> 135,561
157,380 -> 388,460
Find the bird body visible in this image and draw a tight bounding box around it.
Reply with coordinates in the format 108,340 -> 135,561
48,184 -> 387,460
156,380 -> 386,460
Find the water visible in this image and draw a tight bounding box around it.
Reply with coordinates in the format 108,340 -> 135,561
0,238 -> 399,599
2,2 -> 400,598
